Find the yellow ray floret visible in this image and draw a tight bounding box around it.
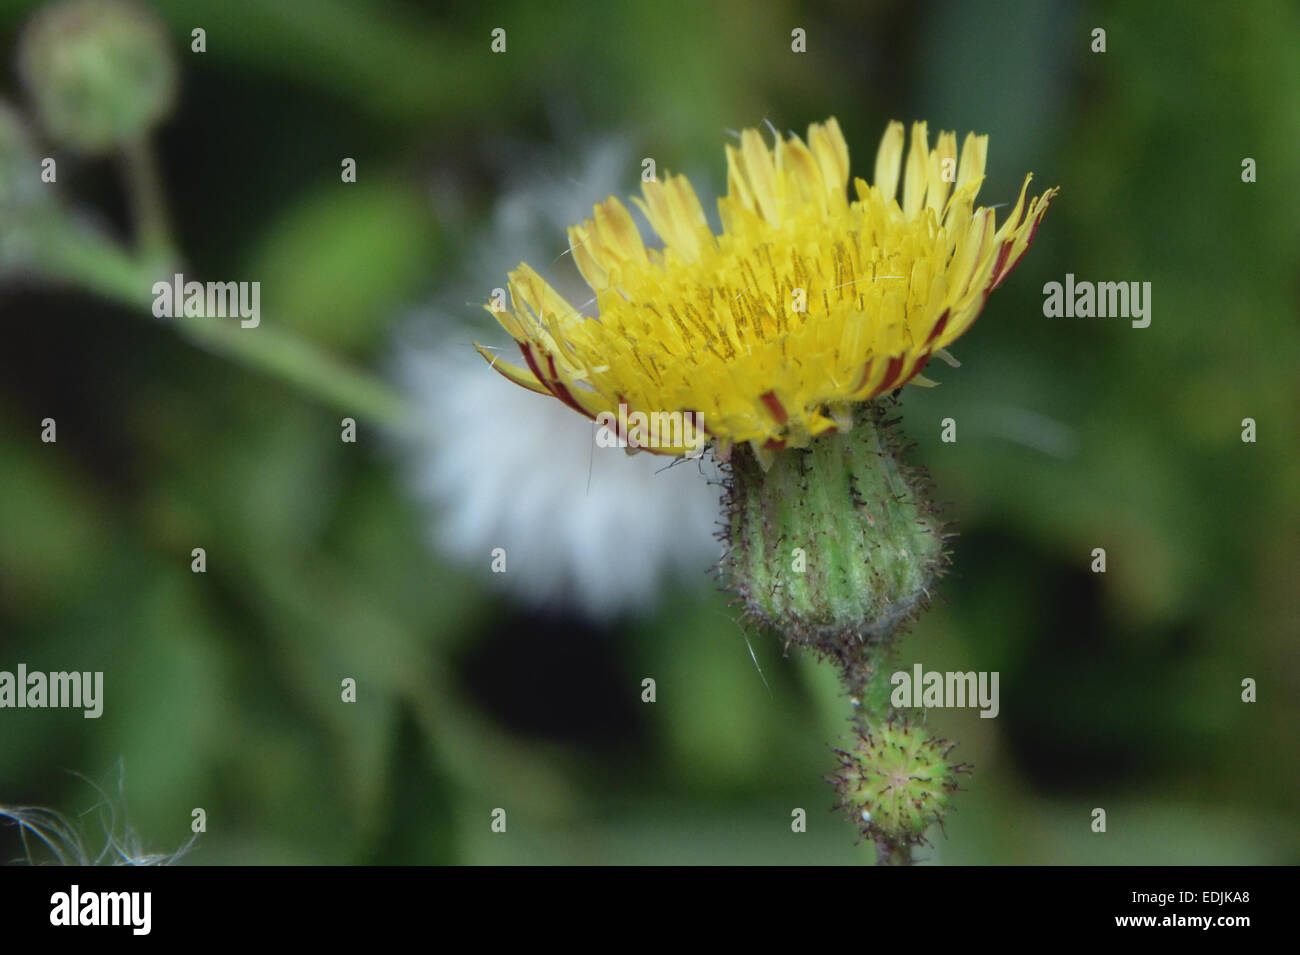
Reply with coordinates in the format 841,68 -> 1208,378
477,118 -> 1058,458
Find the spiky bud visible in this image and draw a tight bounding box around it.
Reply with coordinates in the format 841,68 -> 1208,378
722,399 -> 946,659
831,716 -> 962,852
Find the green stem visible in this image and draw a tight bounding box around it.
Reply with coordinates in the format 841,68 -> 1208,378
38,221 -> 412,427
120,135 -> 174,270
846,644 -> 897,727
874,837 -> 912,866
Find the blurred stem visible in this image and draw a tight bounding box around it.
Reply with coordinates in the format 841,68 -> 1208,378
120,136 -> 174,270
182,320 -> 411,426
40,223 -> 411,426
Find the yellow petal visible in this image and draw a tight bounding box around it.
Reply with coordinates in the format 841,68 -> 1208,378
873,120 -> 905,201
474,342 -> 549,395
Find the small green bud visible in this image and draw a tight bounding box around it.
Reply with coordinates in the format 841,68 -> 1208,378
723,400 -> 946,657
18,0 -> 177,154
831,717 -> 963,848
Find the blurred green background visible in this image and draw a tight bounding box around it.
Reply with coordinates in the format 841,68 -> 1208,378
1,0 -> 1297,864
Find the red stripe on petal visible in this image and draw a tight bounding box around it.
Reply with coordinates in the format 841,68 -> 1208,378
1008,212 -> 1047,276
992,202 -> 1051,291
879,354 -> 908,392
990,240 -> 1014,289
759,390 -> 789,424
519,342 -> 549,391
925,309 -> 950,345
543,354 -> 596,420
853,358 -> 876,394
608,394 -> 629,443
682,409 -> 711,435
901,354 -> 930,386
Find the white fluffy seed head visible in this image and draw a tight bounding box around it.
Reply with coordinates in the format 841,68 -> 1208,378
391,134 -> 725,620
395,340 -> 724,619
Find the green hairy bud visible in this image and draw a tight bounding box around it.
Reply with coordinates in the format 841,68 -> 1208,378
723,399 -> 947,657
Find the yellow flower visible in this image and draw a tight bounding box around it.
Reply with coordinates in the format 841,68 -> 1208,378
477,118 -> 1057,461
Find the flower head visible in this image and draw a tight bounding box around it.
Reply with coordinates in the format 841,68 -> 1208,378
478,118 -> 1056,460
